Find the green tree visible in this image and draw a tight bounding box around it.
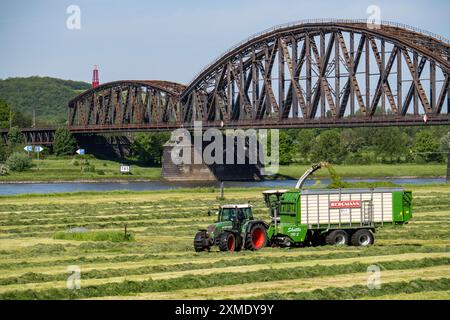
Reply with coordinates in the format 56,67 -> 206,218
0,99 -> 12,129
7,126 -> 24,146
374,128 -> 408,163
439,133 -> 450,154
12,110 -> 31,127
340,129 -> 365,154
413,130 -> 444,163
0,100 -> 32,129
130,132 -> 170,166
0,140 -> 8,162
311,130 -> 342,163
278,130 -> 295,165
53,127 -> 77,156
295,129 -> 316,163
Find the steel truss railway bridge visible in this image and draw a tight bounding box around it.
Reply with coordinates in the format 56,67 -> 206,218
1,19 -> 450,146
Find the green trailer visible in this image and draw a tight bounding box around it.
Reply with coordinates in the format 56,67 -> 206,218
263,187 -> 413,247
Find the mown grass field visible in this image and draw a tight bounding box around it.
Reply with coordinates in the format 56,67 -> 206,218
0,185 -> 449,300
278,164 -> 446,179
0,158 -> 445,182
0,157 -> 161,182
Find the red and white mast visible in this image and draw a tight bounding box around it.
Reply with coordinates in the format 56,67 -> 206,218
92,65 -> 100,88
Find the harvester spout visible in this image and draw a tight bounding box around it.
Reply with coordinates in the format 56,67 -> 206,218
295,162 -> 330,190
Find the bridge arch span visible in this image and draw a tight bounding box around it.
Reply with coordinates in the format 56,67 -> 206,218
181,19 -> 450,127
68,80 -> 185,131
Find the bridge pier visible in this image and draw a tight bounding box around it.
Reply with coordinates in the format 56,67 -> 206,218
162,138 -> 216,181
161,134 -> 264,182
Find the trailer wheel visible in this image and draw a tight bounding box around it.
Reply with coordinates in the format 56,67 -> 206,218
325,230 -> 349,246
194,231 -> 210,252
219,232 -> 236,252
244,223 -> 268,250
351,229 -> 374,246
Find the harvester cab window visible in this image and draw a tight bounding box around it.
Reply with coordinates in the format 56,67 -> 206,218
280,203 -> 296,215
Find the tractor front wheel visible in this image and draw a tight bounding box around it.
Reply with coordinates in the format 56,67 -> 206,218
194,231 -> 210,252
244,223 -> 268,251
219,232 -> 236,252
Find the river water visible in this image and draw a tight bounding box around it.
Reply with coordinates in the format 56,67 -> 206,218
0,178 -> 445,196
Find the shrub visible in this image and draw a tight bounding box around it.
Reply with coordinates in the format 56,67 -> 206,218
5,152 -> 32,172
96,170 -> 105,175
0,164 -> 9,175
70,158 -> 80,166
81,165 -> 96,173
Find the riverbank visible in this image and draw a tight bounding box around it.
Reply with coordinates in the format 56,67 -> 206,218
0,158 -> 446,183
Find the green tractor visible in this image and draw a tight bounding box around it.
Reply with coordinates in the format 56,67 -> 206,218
194,204 -> 268,252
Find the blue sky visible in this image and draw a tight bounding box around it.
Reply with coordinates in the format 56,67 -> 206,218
0,0 -> 448,84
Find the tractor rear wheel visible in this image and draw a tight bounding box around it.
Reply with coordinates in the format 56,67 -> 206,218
325,230 -> 349,246
351,229 -> 374,246
219,232 -> 236,252
194,231 -> 210,252
244,223 -> 268,251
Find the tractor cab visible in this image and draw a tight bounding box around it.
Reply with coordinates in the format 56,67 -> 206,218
218,204 -> 253,223
262,190 -> 288,216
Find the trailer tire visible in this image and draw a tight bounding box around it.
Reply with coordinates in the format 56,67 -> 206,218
244,223 -> 268,251
219,232 -> 236,252
194,231 -> 210,252
351,229 -> 374,246
325,230 -> 349,246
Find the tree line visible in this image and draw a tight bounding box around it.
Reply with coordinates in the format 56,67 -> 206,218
278,126 -> 449,165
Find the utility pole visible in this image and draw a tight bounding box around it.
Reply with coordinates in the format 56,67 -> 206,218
32,107 -> 36,128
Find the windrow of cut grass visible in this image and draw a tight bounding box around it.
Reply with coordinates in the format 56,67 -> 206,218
1,257 -> 449,299
252,278 -> 450,300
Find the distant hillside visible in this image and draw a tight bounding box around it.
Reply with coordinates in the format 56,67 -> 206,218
0,77 -> 90,125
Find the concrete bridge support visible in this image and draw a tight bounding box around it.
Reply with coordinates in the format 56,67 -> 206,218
161,134 -> 265,182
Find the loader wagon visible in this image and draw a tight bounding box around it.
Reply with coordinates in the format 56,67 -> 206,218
265,188 -> 412,247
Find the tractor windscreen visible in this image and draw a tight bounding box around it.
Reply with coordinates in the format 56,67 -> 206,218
220,208 -> 236,221
220,208 -> 252,222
